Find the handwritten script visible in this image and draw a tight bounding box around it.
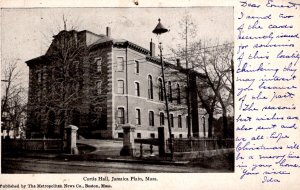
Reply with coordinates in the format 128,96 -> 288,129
236,0 -> 300,183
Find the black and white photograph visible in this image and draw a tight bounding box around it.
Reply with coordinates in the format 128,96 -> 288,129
1,7 -> 234,173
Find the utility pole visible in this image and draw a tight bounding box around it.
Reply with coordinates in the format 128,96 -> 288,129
159,43 -> 173,157
185,18 -> 192,138
153,19 -> 173,158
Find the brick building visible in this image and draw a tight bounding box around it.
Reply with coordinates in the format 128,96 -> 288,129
25,27 -> 208,139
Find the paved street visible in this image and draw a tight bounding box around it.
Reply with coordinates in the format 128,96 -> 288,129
77,139 -> 159,157
1,157 -> 230,173
2,139 -> 234,173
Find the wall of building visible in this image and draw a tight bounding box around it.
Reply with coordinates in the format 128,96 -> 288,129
111,46 -> 206,139
26,30 -> 209,140
26,31 -> 113,139
87,43 -> 113,138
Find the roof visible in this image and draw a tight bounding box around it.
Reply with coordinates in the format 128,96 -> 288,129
89,37 -> 150,55
26,55 -> 48,65
25,29 -> 205,78
145,56 -> 206,79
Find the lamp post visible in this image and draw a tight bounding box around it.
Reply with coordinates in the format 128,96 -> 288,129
152,18 -> 173,158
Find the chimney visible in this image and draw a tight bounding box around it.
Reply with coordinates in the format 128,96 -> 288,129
176,58 -> 181,67
106,27 -> 111,38
150,39 -> 155,57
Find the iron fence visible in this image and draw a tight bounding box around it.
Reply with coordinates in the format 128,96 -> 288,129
167,138 -> 234,152
2,138 -> 62,152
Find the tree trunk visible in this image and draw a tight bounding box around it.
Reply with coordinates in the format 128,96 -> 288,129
208,112 -> 214,138
60,110 -> 65,150
215,90 -> 229,139
222,108 -> 228,138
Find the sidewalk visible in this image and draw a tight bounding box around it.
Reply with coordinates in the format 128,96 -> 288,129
2,139 -> 234,170
74,139 -> 188,166
3,139 -> 188,166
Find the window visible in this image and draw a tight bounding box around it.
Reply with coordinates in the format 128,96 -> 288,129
160,112 -> 165,126
150,133 -> 155,139
96,58 -> 102,72
96,81 -> 102,95
158,78 -> 164,101
117,108 -> 125,124
135,82 -> 140,96
135,109 -> 141,125
137,133 -> 141,138
148,75 -> 153,99
170,114 -> 174,128
179,134 -> 183,138
117,80 -> 124,94
178,115 -> 182,128
168,81 -> 172,102
135,60 -> 139,74
177,84 -> 181,104
118,133 -> 124,138
117,57 -> 124,71
149,111 -> 154,126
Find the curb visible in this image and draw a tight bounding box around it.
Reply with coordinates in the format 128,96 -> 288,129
3,152 -> 189,166
105,157 -> 189,166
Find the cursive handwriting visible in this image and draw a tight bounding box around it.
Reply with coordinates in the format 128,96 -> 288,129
237,0 -> 299,183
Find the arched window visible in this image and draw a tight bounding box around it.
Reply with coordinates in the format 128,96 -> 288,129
178,115 -> 182,128
158,78 -> 164,101
135,60 -> 139,74
117,108 -> 125,124
136,109 -> 141,125
160,112 -> 165,126
148,75 -> 153,99
170,113 -> 174,128
135,82 -> 140,96
149,111 -> 154,126
176,83 -> 181,104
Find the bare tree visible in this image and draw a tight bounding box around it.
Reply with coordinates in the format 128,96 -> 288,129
167,12 -> 233,138
193,41 -> 234,138
197,82 -> 218,138
1,59 -> 27,139
41,13 -> 83,55
27,19 -> 108,139
169,12 -> 198,138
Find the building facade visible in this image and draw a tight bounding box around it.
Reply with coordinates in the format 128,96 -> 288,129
25,27 -> 208,139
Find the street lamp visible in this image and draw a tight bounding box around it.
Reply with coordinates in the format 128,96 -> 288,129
152,18 -> 173,157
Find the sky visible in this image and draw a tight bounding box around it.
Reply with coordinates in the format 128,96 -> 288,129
1,7 -> 233,90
